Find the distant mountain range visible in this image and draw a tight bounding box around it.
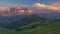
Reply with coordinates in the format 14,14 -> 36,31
0,11 -> 60,27
36,11 -> 60,19
0,15 -> 26,27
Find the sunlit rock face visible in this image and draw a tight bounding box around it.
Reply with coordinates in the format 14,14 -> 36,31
18,9 -> 33,15
0,6 -> 33,16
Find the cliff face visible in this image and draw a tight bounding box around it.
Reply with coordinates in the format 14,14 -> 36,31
0,6 -> 33,16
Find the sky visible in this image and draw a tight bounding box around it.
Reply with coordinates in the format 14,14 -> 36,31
0,0 -> 60,5
0,0 -> 60,17
0,0 -> 60,11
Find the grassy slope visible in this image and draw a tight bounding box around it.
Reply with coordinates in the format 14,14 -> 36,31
0,15 -> 60,34
6,14 -> 47,29
0,28 -> 15,34
17,19 -> 60,34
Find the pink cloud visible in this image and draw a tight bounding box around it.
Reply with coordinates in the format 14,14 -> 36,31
0,2 -> 60,12
33,2 -> 60,11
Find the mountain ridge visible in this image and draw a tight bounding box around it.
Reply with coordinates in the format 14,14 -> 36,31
0,14 -> 60,34
5,14 -> 49,29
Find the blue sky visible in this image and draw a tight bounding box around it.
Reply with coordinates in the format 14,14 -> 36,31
0,0 -> 60,5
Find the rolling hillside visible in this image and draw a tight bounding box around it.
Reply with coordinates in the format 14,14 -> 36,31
6,14 -> 49,29
17,19 -> 60,34
0,14 -> 60,34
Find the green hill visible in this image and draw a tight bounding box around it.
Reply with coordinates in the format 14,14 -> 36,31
0,14 -> 60,34
6,14 -> 49,29
16,18 -> 60,34
0,28 -> 15,34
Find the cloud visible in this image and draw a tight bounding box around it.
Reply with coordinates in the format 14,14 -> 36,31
33,2 -> 60,11
0,4 -> 20,11
0,2 -> 60,12
33,3 -> 46,8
